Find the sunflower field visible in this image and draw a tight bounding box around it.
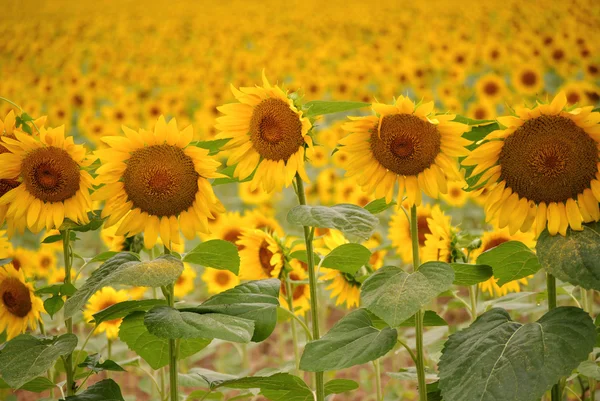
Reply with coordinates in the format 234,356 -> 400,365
1,0 -> 600,400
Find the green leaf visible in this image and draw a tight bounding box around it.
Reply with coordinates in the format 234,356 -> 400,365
88,251 -> 120,264
476,241 -> 541,286
321,243 -> 371,274
192,138 -> 231,155
398,310 -> 448,327
118,312 -> 210,370
0,257 -> 11,266
361,263 -> 455,327
178,367 -> 238,389
324,379 -> 359,396
452,115 -> 496,126
60,211 -> 106,233
0,376 -> 55,393
183,239 -> 240,274
35,284 -> 62,296
287,204 -> 379,240
288,250 -> 320,265
363,198 -> 396,214
578,360 -> 600,380
536,223 -> 600,290
181,279 -> 280,342
212,164 -> 255,186
64,253 -> 185,318
44,295 -> 64,318
0,334 -> 77,389
438,307 -> 596,401
60,283 -> 77,296
300,309 -> 397,372
186,390 -> 224,401
42,234 -> 65,244
77,354 -> 125,373
216,373 -> 313,401
92,299 -> 166,325
303,100 -> 370,118
450,263 -> 494,286
144,306 -> 254,343
63,379 -> 124,401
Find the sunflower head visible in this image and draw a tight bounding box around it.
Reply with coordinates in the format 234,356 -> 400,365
215,71 -> 313,193
463,92 -> 600,236
0,126 -> 92,235
237,228 -> 284,281
0,264 -> 43,339
83,286 -> 129,340
339,96 -> 471,206
201,267 -> 240,295
94,116 -> 225,249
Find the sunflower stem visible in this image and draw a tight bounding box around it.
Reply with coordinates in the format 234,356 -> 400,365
374,359 -> 383,401
469,285 -> 478,321
62,229 -> 76,396
284,276 -> 301,373
410,205 -> 428,401
547,273 -> 561,401
294,173 -> 325,401
585,289 -> 596,401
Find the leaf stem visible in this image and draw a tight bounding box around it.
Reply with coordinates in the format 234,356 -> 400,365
278,306 -> 313,341
396,338 -> 418,364
374,359 -> 383,401
295,173 -> 325,401
469,285 -> 478,321
62,229 -> 76,396
285,276 -> 301,372
410,205 -> 427,401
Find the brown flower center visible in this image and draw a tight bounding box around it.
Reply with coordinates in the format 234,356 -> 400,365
371,114 -> 441,176
416,215 -> 431,246
521,71 -> 537,87
258,241 -> 275,277
482,237 -> 509,252
0,179 -> 20,198
0,277 -> 32,317
499,115 -> 598,203
249,98 -> 304,161
123,145 -> 199,217
22,147 -> 80,203
215,271 -> 231,286
483,81 -> 500,96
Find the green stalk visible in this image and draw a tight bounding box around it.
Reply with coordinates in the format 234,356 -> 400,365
374,359 -> 383,401
285,276 -> 301,372
410,205 -> 428,401
164,245 -> 179,401
62,229 -> 75,396
547,273 -> 561,401
469,285 -> 478,321
586,289 -> 596,401
295,174 -> 324,401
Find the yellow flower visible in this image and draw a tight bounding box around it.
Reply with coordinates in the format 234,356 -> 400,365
215,71 -> 313,193
279,262 -> 310,316
0,230 -> 12,260
243,209 -> 284,237
0,126 -> 93,236
237,228 -> 284,280
83,287 -> 129,340
463,92 -> 600,236
33,247 -> 57,279
239,182 -> 273,205
475,74 -> 507,104
339,96 -> 470,206
174,264 -> 197,298
440,180 -> 469,207
100,223 -> 126,252
201,268 -> 240,295
388,203 -> 436,264
422,207 -> 455,263
93,116 -> 225,249
200,211 -> 248,250
479,276 -> 530,298
0,264 -> 43,339
512,64 -> 544,96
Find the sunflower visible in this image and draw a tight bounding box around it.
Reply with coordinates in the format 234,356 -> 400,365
200,211 -> 248,250
33,247 -> 57,279
462,92 -> 600,236
201,267 -> 240,295
440,180 -> 469,207
0,126 -> 93,235
243,209 -> 284,237
238,182 -> 273,205
388,203 -> 436,264
475,74 -> 507,104
100,223 -> 126,252
280,262 -> 310,316
422,207 -> 455,263
6,247 -> 34,275
174,263 -> 197,298
512,64 -> 544,96
93,116 -> 225,249
215,72 -> 313,193
83,287 -> 129,340
237,228 -> 284,280
339,96 -> 470,206
0,264 -> 43,339
470,226 -> 535,296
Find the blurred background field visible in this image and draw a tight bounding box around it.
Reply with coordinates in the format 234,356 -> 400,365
1,0 -> 599,399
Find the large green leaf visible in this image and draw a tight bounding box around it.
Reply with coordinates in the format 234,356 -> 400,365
451,263 -> 494,286
144,306 -> 254,343
324,379 -> 359,396
63,379 -> 124,401
77,354 -> 125,373
363,198 -> 396,214
476,241 -> 541,286
398,310 -> 448,327
438,307 -> 596,401
303,100 -> 370,118
183,239 -> 240,274
361,263 -> 454,327
178,368 -> 238,389
0,334 -> 77,389
118,312 -> 210,370
300,309 -> 397,372
287,204 -> 378,240
0,376 -> 55,393
216,373 -> 313,401
64,253 -> 183,318
59,210 -> 106,233
181,279 -> 280,342
321,243 -> 371,274
536,223 -> 600,290
92,299 -> 167,324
